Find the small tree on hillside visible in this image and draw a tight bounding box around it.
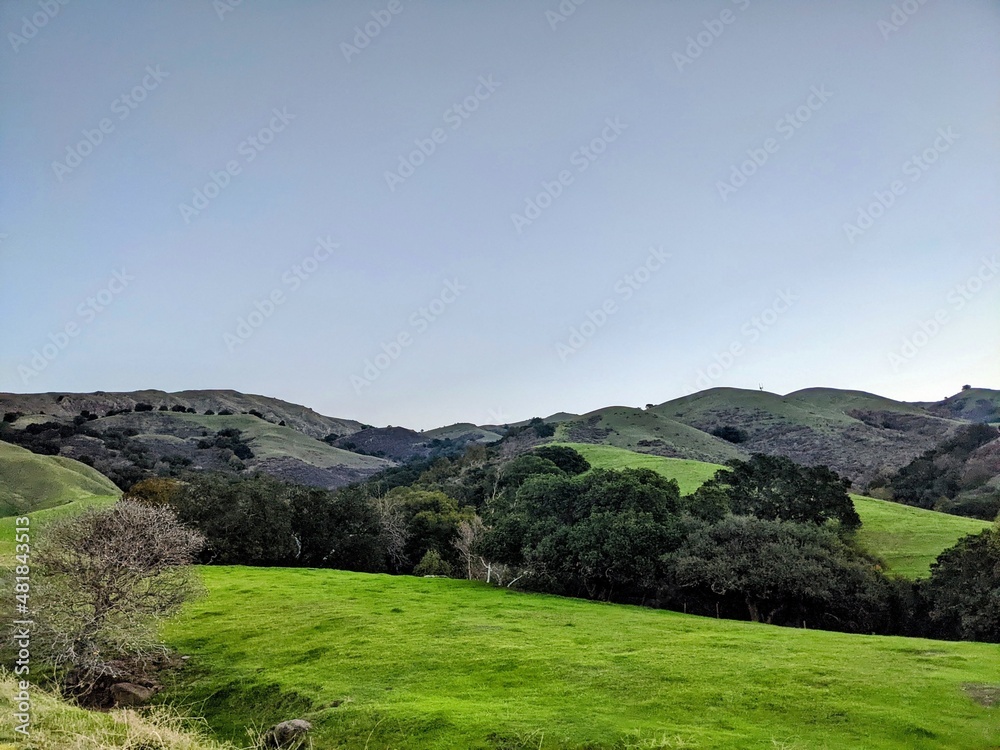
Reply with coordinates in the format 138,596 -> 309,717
34,501 -> 204,704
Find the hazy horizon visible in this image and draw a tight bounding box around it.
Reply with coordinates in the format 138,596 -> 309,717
3,0 -> 998,430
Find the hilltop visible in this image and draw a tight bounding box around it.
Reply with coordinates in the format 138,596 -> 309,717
2,386 -> 997,496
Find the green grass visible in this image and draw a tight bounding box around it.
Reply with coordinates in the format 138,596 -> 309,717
0,440 -> 120,517
555,442 -> 723,494
852,496 -> 990,578
163,566 -> 1000,749
0,671 -> 237,749
559,442 -> 987,578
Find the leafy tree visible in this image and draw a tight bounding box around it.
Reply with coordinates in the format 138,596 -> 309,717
668,516 -> 891,630
500,454 -> 565,491
481,468 -> 684,600
387,486 -> 474,570
922,525 -> 1000,642
703,454 -> 860,529
532,445 -> 590,475
887,424 -> 1000,517
413,549 -> 453,577
34,501 -> 204,704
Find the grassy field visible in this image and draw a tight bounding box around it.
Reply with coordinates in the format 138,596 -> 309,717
0,673 -> 237,749
556,442 -> 988,577
162,566 -> 1000,750
0,440 -> 120,517
852,496 -> 990,578
555,442 -> 723,494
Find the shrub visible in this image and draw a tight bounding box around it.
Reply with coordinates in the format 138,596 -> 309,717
413,549 -> 453,577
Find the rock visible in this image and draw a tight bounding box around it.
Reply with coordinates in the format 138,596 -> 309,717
109,682 -> 157,707
264,719 -> 313,747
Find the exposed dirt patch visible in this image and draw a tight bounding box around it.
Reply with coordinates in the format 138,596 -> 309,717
962,683 -> 1000,707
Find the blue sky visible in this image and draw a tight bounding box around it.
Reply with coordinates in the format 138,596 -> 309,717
1,0 -> 998,429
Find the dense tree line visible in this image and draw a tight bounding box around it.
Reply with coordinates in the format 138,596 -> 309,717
869,423 -> 1000,520
120,443 -> 999,643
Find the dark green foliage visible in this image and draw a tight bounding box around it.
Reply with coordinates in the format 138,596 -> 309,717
387,487 -> 474,570
0,420 -> 94,456
500,455 -> 565,490
204,409 -> 215,415
667,516 -> 894,632
218,409 -> 234,415
2,411 -> 23,423
710,425 -> 749,444
249,409 -> 266,420
413,549 -> 453,577
168,473 -> 383,570
885,424 -> 1000,519
481,468 -> 684,600
158,405 -> 168,411
170,405 -> 187,413
922,526 -> 1000,643
532,445 -> 590,475
134,403 -> 153,412
704,454 -> 860,529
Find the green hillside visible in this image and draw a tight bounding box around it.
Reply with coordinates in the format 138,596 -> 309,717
853,496 -> 991,578
0,440 -> 120,516
163,566 -> 1000,749
554,406 -> 744,465
560,442 -> 986,578
555,442 -> 723,494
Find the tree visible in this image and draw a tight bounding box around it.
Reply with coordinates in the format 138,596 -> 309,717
532,445 -> 590,475
922,526 -> 1000,642
669,516 -> 891,630
387,486 -> 474,571
704,454 -> 860,529
481,468 -> 684,600
34,501 -> 204,704
413,549 -> 453,577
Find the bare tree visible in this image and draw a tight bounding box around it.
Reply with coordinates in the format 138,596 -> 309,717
33,500 -> 204,703
453,516 -> 486,580
369,491 -> 409,571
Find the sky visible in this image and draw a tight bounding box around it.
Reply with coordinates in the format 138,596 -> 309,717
1,0 -> 998,429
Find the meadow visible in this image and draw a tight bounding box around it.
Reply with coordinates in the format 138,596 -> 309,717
162,566 -> 1000,749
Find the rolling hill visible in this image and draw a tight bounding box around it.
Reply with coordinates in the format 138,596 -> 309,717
561,442 -> 989,578
162,566 -> 1000,749
0,440 -> 120,516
